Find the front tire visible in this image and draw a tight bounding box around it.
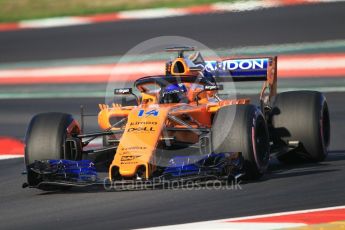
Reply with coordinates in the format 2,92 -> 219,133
212,105 -> 270,180
25,112 -> 81,166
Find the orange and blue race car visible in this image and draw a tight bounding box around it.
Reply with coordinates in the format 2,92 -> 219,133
23,47 -> 330,190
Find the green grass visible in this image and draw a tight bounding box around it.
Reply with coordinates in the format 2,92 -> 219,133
0,0 -> 235,23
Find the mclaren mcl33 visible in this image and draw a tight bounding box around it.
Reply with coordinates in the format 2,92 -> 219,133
23,47 -> 330,190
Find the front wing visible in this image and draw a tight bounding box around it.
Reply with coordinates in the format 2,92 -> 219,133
23,152 -> 243,191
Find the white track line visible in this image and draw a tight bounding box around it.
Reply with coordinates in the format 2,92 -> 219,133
0,155 -> 23,160
139,205 -> 345,229
118,8 -> 187,19
19,17 -> 90,28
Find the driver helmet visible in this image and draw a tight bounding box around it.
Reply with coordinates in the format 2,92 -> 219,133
161,83 -> 188,104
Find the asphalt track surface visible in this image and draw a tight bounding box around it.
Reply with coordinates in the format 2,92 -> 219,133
0,92 -> 344,229
0,1 -> 345,63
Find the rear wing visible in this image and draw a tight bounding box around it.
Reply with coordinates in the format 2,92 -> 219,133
204,56 -> 277,96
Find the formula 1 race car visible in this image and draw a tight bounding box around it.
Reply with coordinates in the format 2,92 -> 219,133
23,47 -> 330,190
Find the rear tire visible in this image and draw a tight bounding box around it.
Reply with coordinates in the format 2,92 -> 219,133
212,105 -> 270,180
25,112 -> 81,166
272,91 -> 330,162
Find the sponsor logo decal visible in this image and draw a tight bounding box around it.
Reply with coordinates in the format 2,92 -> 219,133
204,58 -> 268,72
121,155 -> 141,161
204,85 -> 217,90
119,146 -> 147,155
204,85 -> 223,91
114,88 -> 132,94
121,146 -> 147,151
130,121 -> 158,126
127,127 -> 155,132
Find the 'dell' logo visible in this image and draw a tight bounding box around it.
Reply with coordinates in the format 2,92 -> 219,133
127,127 -> 155,132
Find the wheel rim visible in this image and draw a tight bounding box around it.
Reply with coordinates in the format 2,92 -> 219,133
321,103 -> 330,149
252,115 -> 270,171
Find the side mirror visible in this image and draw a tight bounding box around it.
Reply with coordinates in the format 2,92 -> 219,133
204,84 -> 224,91
114,88 -> 139,105
114,88 -> 133,95
195,84 -> 223,106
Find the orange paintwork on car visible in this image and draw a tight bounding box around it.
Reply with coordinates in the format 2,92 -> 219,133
108,107 -> 169,178
97,53 -> 277,180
